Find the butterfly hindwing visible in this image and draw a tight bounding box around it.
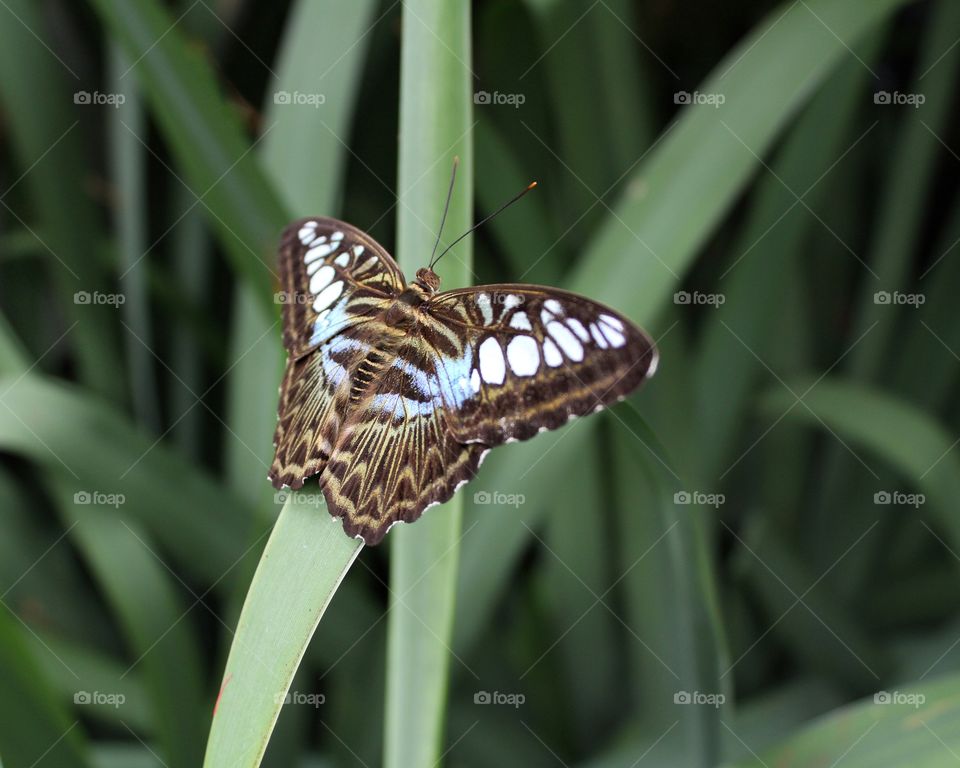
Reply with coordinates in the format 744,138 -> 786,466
278,217 -> 405,358
425,285 -> 657,445
270,325 -> 372,489
318,336 -> 486,544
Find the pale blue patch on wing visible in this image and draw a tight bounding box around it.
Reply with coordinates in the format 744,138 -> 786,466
370,393 -> 435,420
309,295 -> 353,347
389,357 -> 436,400
320,335 -> 367,388
434,343 -> 475,408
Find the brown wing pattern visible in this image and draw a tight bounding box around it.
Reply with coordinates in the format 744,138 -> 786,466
317,336 -> 486,545
270,216 -> 402,489
426,285 -> 658,445
277,217 -> 405,358
269,328 -> 373,489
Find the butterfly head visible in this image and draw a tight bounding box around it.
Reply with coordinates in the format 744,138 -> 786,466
413,267 -> 441,295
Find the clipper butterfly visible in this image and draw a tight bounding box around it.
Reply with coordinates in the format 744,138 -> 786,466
269,215 -> 658,544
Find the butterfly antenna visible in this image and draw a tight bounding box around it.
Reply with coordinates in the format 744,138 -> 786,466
431,180 -> 538,269
430,157 -> 460,266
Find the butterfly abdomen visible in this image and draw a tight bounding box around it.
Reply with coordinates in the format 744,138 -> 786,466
349,349 -> 389,404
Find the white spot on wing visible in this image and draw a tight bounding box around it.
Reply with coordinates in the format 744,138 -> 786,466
503,294 -> 522,311
599,313 -> 624,332
353,245 -> 365,257
507,335 -> 540,377
542,338 -> 563,367
309,265 -> 335,295
313,281 -> 344,312
334,252 -> 350,267
478,337 -> 505,384
305,241 -> 334,263
477,293 -> 494,325
298,222 -> 317,244
509,312 -> 532,331
590,323 -> 609,349
470,368 -> 481,393
600,324 -> 626,347
566,318 -> 590,342
544,299 -> 562,316
547,321 -> 584,361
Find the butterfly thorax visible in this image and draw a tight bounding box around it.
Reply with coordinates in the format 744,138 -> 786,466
388,267 -> 440,325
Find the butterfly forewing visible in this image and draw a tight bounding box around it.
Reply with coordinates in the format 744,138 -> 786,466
424,286 -> 657,445
278,217 -> 405,357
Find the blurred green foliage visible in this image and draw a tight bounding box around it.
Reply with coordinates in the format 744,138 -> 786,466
1,0 -> 959,766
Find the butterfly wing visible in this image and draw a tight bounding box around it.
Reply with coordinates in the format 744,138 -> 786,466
270,218 -> 403,489
318,335 -> 486,544
424,285 -> 658,445
277,217 -> 405,358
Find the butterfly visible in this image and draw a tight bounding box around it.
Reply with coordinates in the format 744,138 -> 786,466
268,208 -> 658,545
